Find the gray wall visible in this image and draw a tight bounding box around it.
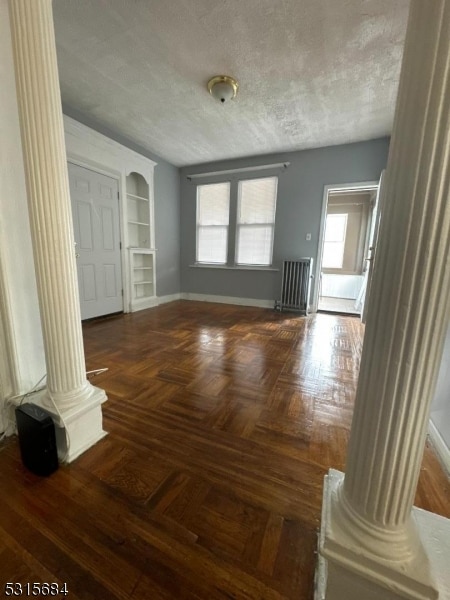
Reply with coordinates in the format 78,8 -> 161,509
180,138 -> 390,301
63,105 -> 181,297
153,159 -> 180,296
430,325 -> 450,464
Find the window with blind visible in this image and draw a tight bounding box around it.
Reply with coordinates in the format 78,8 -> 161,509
236,177 -> 278,266
196,182 -> 230,264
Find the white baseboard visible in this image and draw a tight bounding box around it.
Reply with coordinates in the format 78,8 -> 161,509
156,293 -> 182,305
129,293 -> 273,311
181,292 -> 274,309
428,419 -> 450,476
130,296 -> 159,312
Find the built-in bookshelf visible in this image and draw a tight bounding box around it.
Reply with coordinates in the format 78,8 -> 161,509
130,248 -> 155,302
126,172 -> 156,310
126,172 -> 150,249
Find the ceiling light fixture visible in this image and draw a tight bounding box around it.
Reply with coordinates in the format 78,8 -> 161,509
207,75 -> 239,103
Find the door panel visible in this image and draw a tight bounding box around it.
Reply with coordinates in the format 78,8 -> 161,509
77,202 -> 94,249
104,264 -> 117,298
101,207 -> 114,250
69,163 -> 123,320
80,264 -> 96,302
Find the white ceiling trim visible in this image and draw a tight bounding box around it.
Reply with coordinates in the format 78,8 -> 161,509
186,162 -> 290,180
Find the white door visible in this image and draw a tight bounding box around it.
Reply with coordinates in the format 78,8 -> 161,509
68,162 -> 123,320
361,170 -> 385,323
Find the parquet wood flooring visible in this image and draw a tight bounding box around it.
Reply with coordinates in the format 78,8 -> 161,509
0,300 -> 449,599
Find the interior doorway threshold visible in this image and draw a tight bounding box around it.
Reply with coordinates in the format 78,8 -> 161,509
318,296 -> 360,316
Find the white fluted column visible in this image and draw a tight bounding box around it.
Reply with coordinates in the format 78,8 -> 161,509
8,0 -> 107,459
318,2 -> 450,599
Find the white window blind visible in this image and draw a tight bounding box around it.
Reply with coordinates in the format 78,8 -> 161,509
196,182 -> 230,264
236,177 -> 278,266
322,213 -> 347,269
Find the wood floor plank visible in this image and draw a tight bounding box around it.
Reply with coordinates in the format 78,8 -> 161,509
0,301 -> 448,599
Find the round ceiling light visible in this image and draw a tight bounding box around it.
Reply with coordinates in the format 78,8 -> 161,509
207,75 -> 239,103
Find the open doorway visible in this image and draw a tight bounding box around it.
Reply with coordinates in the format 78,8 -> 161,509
316,182 -> 380,316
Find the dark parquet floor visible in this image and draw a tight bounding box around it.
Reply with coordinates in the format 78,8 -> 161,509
0,301 -> 449,599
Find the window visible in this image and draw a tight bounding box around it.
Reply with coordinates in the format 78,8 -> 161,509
196,182 -> 230,264
236,177 -> 278,266
195,175 -> 278,267
322,213 -> 348,269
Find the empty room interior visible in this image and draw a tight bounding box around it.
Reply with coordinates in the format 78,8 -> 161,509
1,1 -> 450,599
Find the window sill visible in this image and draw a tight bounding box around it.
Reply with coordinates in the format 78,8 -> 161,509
322,269 -> 364,276
189,263 -> 279,272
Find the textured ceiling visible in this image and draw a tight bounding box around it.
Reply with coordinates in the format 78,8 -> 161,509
53,0 -> 410,167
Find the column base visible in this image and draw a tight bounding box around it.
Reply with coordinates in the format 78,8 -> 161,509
39,385 -> 108,463
315,470 -> 449,600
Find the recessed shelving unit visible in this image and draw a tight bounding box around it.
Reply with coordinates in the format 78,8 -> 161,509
126,172 -> 150,249
130,249 -> 155,300
126,172 -> 156,311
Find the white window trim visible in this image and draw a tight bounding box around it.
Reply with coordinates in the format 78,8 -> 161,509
196,182 -> 230,265
235,176 -> 278,267
190,263 -> 279,271
195,174 -> 279,268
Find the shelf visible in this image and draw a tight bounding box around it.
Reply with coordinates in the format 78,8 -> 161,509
130,249 -> 154,256
127,172 -> 151,249
127,172 -> 155,310
127,192 -> 149,202
126,172 -> 149,199
128,220 -> 150,227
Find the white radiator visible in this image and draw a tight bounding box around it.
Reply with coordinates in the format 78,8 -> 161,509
275,259 -> 313,314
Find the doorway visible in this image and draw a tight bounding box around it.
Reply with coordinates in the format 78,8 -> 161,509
316,182 -> 379,316
68,162 -> 123,320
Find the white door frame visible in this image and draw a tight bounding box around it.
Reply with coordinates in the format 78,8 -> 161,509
312,180 -> 380,313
